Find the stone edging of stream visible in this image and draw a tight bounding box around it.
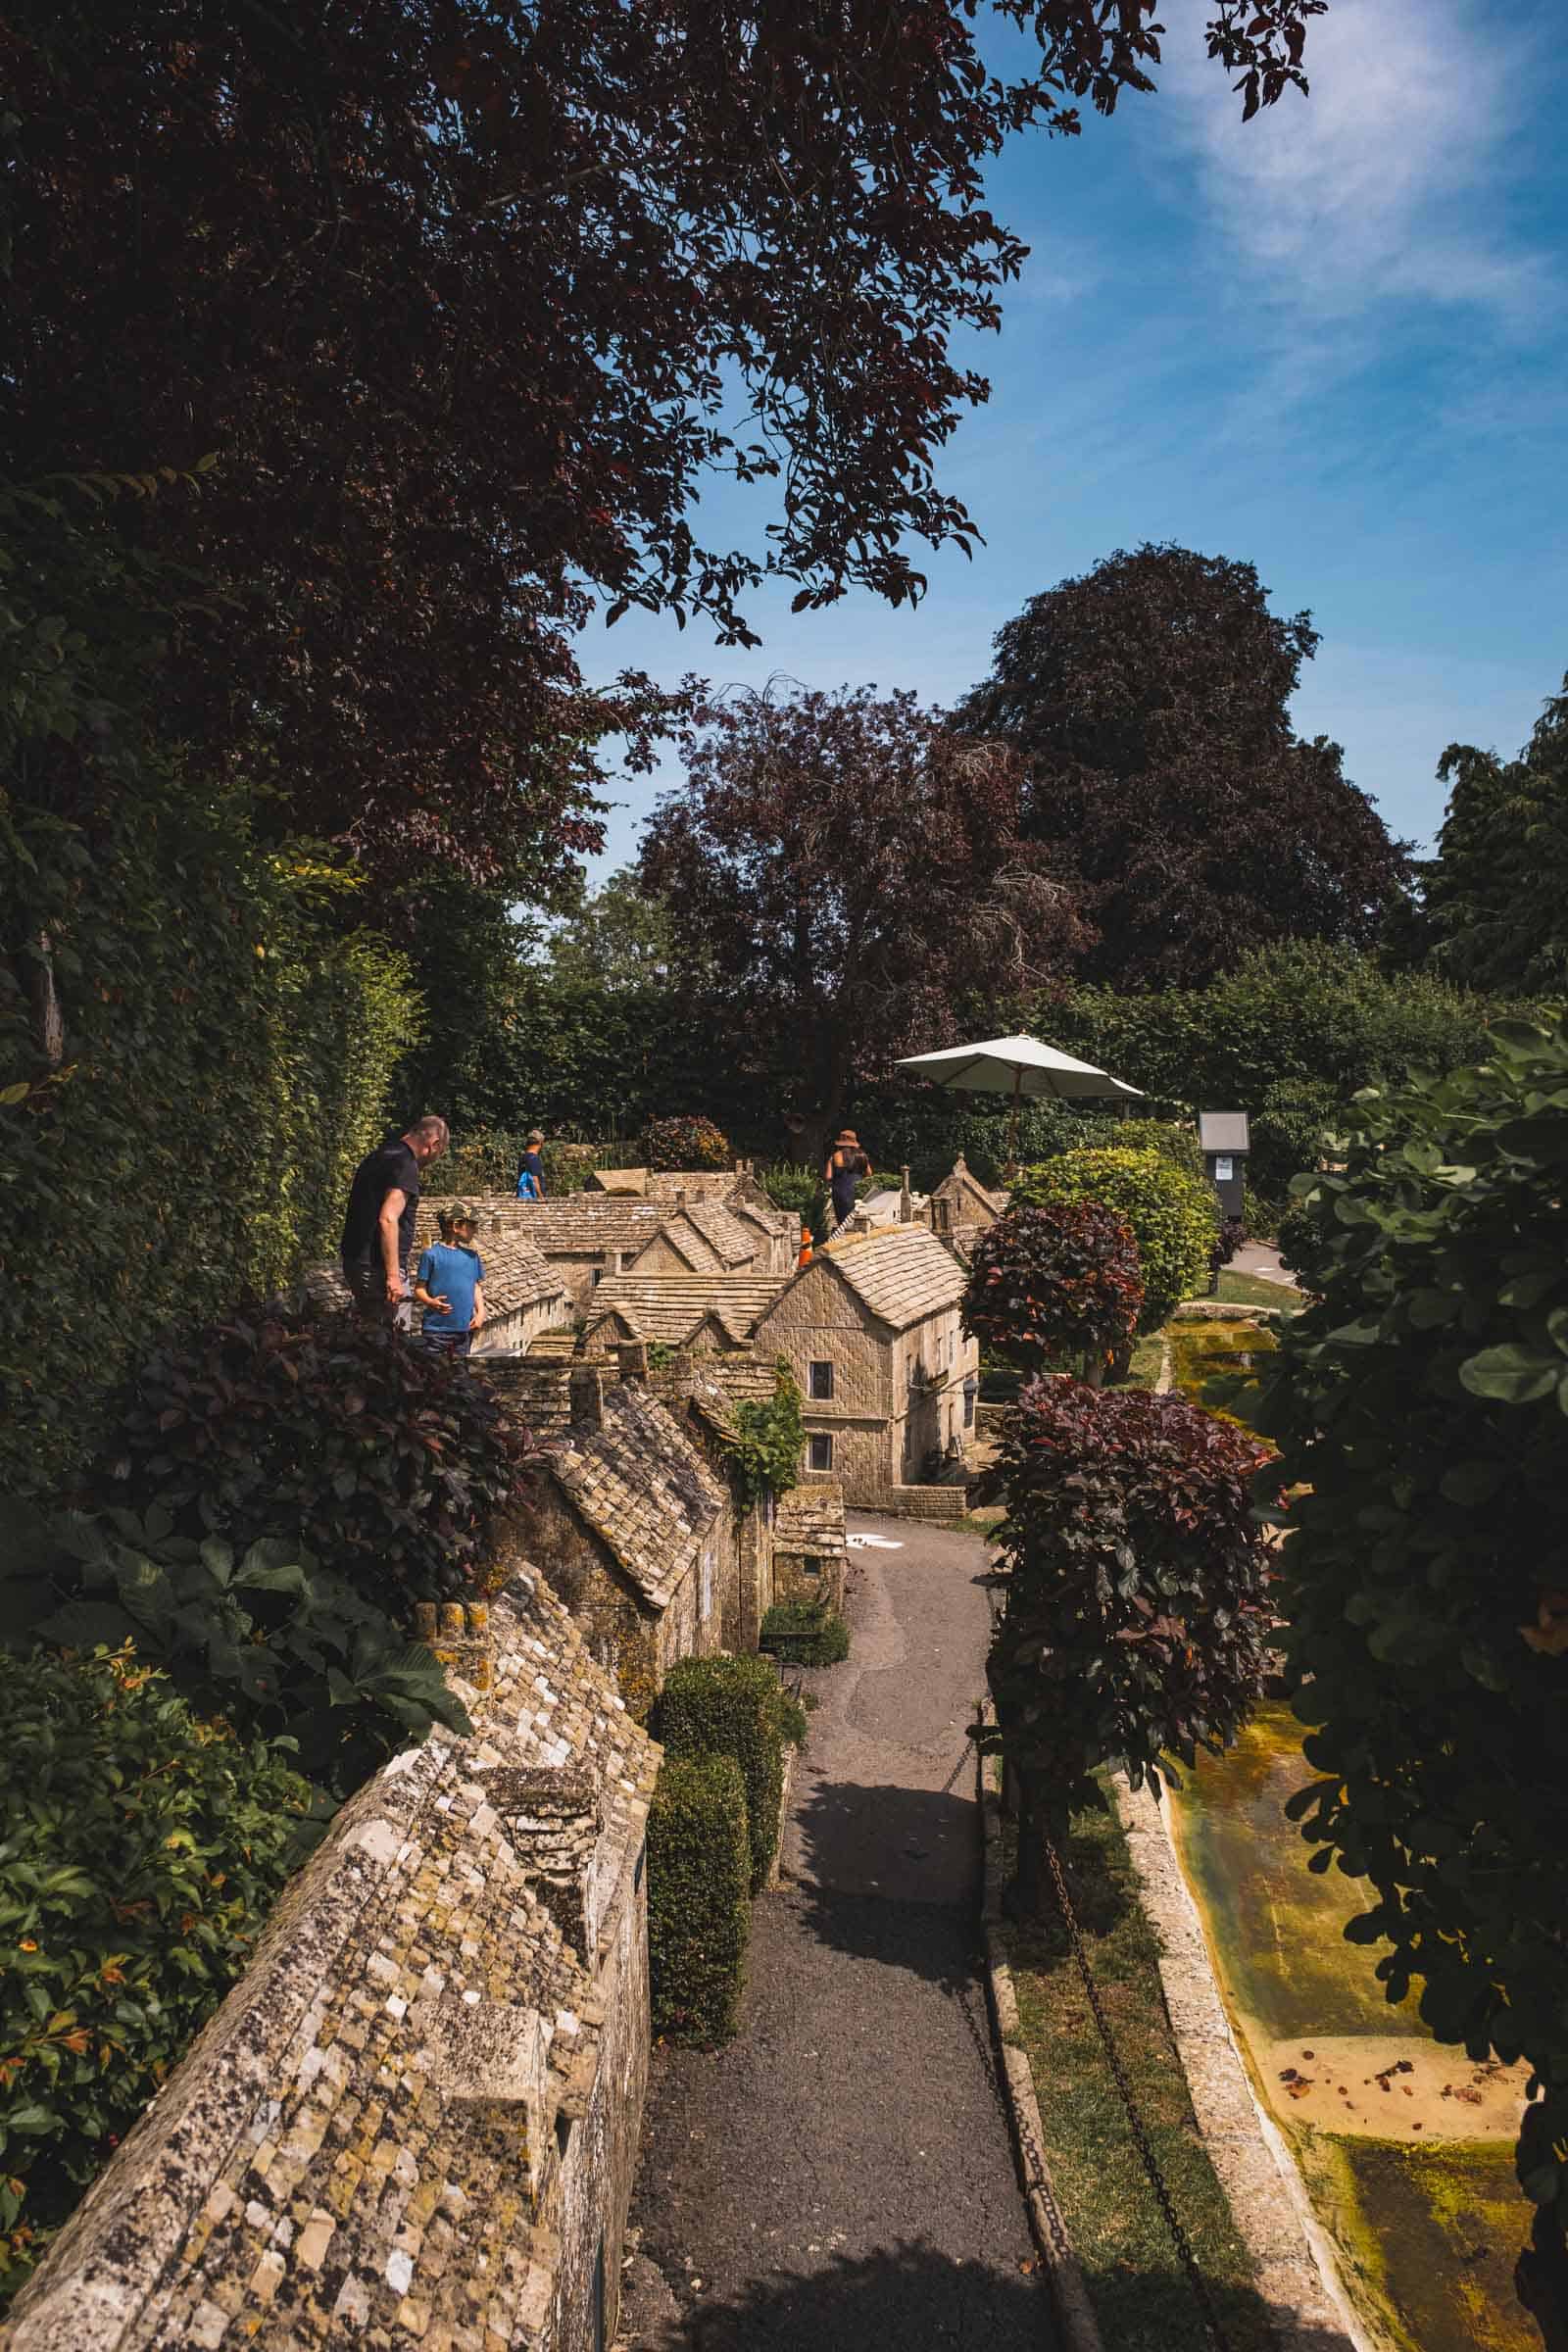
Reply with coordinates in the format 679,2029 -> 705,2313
1113,1776 -> 1370,2352
978,1744 -> 1107,2352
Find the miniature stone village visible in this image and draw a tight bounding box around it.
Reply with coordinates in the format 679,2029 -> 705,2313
2,1164 -> 1002,2352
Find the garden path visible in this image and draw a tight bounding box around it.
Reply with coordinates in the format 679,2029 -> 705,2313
619,1514 -> 1053,2350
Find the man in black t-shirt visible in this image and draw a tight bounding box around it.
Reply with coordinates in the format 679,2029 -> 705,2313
340,1115 -> 449,1326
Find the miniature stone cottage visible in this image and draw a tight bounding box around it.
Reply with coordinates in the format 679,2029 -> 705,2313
753,1225 -> 980,1508
621,1194 -> 760,1277
502,1368 -> 732,1719
923,1154 -> 1007,1258
578,1270 -> 788,1356
2,1568 -> 659,2352
773,1479 -> 849,1611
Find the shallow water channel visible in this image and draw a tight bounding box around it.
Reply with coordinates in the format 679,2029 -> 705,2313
1170,1702 -> 1537,2352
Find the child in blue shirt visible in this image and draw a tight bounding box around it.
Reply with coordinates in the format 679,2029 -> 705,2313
414,1205 -> 486,1355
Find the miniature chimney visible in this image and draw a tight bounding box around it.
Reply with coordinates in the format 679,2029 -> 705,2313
568,1366 -> 606,1428
486,1764 -> 602,1959
899,1165 -> 912,1223
617,1341 -> 650,1385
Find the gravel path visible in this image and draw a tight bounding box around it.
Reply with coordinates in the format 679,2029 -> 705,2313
620,1516 -> 1054,2352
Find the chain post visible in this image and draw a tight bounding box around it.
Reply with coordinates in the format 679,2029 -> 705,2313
1042,1831 -> 1236,2352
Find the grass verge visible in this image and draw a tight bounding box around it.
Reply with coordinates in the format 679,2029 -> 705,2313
1214,1267 -> 1300,1312
1004,1797 -> 1275,2352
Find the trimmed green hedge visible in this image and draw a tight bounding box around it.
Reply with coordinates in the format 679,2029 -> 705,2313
760,1595 -> 852,1667
0,771 -> 416,1497
0,1645 -> 310,2305
655,1654 -> 802,1895
646,1753 -> 751,2046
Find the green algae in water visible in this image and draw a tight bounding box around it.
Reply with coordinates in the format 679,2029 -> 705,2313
1291,2132 -> 1538,2352
1170,1701 -> 1539,2352
1172,1701 -> 1398,2044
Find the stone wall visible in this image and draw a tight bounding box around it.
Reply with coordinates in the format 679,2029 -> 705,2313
1,1571 -> 658,2352
499,1492 -> 664,1725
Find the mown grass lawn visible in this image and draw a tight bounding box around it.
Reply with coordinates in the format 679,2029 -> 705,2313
1004,1799 -> 1277,2352
1214,1267 -> 1301,1312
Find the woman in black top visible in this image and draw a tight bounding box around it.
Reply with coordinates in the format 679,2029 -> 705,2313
823,1128 -> 872,1237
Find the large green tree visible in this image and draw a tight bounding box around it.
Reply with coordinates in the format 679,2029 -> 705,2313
957,544 -> 1411,986
4,8 -> 1325,898
1414,683 -> 1568,997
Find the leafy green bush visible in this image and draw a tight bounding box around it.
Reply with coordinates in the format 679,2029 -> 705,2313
422,1129 -> 601,1198
0,1644 -> 310,2303
641,1113 -> 731,1171
759,1161 -> 821,1215
728,1364 -> 806,1506
15,1508 -> 469,1800
975,1377 -> 1272,1918
1259,1013 -> 1568,2249
962,1201 -> 1143,1380
646,1753 -> 752,2045
655,1654 -> 804,1894
100,1304 -> 533,1607
1012,1146 -> 1215,1330
760,1595 -> 852,1666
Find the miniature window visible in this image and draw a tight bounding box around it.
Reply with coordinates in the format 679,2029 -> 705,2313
808,1433 -> 834,1472
701,1546 -> 714,1621
809,1359 -> 835,1399
803,1553 -> 822,1578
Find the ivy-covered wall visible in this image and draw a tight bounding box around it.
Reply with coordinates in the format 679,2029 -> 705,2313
0,775 -> 418,1496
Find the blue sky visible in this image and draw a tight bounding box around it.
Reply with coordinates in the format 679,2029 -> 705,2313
581,0 -> 1568,876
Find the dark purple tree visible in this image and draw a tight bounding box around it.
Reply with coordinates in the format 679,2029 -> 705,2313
958,544 -> 1411,985
638,684 -> 1085,1148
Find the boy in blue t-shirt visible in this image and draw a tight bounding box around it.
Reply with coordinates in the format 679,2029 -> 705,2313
414,1205 -> 486,1356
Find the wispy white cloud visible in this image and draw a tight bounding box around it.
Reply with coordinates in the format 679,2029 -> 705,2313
1160,0 -> 1554,330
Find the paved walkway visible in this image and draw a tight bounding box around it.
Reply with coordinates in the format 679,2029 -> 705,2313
1232,1239 -> 1297,1288
620,1516 -> 1053,2351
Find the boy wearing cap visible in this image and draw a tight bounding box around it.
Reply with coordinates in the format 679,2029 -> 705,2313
414,1206 -> 486,1356
515,1128 -> 548,1200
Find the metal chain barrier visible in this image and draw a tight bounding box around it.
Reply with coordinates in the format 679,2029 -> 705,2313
1041,1829 -> 1236,2352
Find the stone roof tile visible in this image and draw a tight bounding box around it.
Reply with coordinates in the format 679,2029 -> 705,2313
815,1224 -> 966,1329
549,1384 -> 725,1607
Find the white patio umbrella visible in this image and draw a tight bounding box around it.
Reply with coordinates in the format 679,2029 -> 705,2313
895,1033 -> 1144,1163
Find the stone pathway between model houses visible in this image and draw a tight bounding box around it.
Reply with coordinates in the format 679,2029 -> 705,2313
618,1515 -> 1054,2352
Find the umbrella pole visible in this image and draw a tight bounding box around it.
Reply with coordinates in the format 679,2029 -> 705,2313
1006,1067 -> 1022,1169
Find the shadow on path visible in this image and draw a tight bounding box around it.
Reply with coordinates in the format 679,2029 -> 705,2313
643,2237 -> 1040,2352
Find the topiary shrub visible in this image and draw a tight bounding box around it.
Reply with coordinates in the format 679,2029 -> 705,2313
655,1653 -> 804,1894
641,1113 -> 730,1171
759,1594 -> 852,1667
961,1200 -> 1143,1383
974,1377 -> 1273,1919
14,1508 -> 470,1801
646,1753 -> 752,2045
1259,1014 -> 1568,2281
100,1304 -> 534,1606
0,1644 -> 310,2304
1012,1145 -> 1216,1330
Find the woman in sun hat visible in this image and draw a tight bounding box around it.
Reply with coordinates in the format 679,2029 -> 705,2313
823,1126 -> 872,1239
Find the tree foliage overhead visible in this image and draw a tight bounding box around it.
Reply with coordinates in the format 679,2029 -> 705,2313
1415,681 -> 1568,996
1260,1014 -> 1568,2282
4,6 -> 1324,894
957,545 -> 1411,986
639,683 -> 1084,1135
